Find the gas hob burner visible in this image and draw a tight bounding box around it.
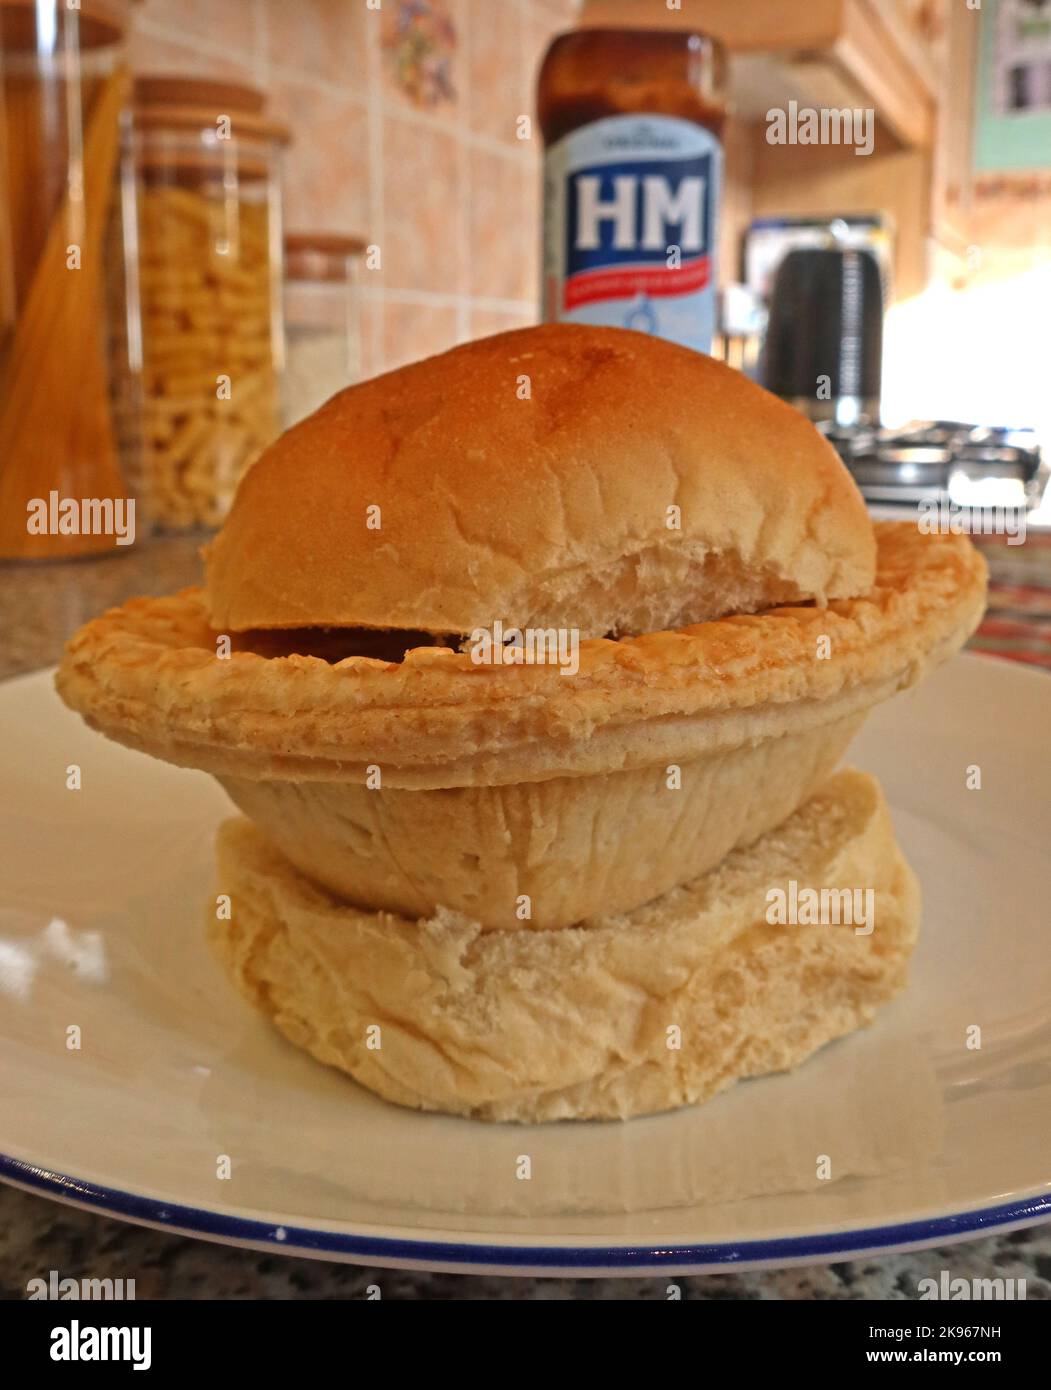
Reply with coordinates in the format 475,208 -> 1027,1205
818,420 -> 1044,510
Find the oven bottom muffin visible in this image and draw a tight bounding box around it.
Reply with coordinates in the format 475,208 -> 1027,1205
209,768 -> 920,1123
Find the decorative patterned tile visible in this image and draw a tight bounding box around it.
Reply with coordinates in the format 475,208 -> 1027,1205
379,0 -> 461,115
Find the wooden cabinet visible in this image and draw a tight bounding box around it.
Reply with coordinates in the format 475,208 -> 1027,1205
580,0 -> 940,148
577,0 -> 981,299
931,0 -> 980,250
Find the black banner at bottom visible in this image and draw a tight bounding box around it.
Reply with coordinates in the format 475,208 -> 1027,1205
4,1293 -> 1038,1373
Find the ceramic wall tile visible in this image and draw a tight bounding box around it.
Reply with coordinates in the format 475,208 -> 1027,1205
381,299 -> 461,371
467,147 -> 532,301
131,1 -> 554,378
260,0 -> 369,97
382,115 -> 464,293
465,0 -> 525,145
129,25 -> 257,85
270,82 -> 370,237
469,305 -> 536,340
136,0 -> 262,59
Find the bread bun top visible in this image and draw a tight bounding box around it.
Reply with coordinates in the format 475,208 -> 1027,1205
204,324 -> 875,638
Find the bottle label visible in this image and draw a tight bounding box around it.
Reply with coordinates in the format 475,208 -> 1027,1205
542,114 -> 722,353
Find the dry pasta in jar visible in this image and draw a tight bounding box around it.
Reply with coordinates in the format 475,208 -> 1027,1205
129,77 -> 289,531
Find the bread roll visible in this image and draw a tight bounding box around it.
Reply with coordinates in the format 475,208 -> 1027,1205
204,324 -> 876,638
210,768 -> 920,1122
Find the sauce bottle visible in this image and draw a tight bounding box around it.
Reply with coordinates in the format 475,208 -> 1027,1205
538,27 -> 728,354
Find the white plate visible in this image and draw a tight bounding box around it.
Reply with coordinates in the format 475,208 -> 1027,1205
1,655 -> 1049,1277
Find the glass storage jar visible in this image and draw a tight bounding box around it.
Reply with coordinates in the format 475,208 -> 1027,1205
282,232 -> 365,427
128,77 -> 289,531
0,0 -> 137,558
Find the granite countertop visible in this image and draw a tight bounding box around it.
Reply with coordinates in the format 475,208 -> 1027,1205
2,538 -> 1049,1302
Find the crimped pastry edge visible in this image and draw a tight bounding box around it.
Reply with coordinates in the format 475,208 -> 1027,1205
56,524 -> 986,788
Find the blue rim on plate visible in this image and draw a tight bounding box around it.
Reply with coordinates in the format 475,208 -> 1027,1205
2,1153 -> 1050,1270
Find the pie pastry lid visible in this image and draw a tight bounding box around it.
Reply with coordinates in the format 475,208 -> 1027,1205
56,524 -> 987,788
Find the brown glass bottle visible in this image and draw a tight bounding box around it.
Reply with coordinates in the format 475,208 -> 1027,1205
538,28 -> 727,353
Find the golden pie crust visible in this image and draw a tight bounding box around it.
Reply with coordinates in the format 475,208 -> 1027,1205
56,523 -> 986,789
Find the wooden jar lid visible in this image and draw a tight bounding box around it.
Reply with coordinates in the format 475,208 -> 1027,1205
134,74 -> 291,145
284,232 -> 368,281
